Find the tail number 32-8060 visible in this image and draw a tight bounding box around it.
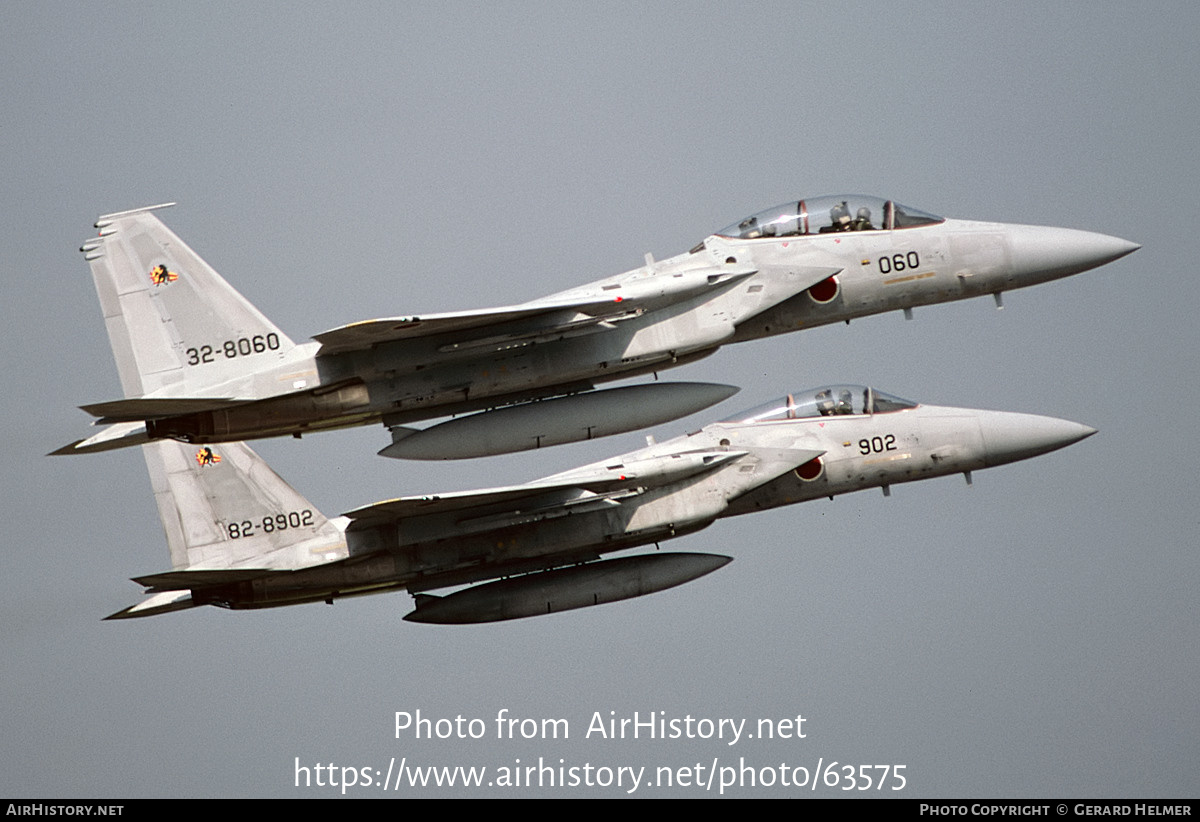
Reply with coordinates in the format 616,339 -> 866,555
187,333 -> 281,366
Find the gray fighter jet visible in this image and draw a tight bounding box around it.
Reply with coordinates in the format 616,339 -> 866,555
107,384 -> 1094,622
60,197 -> 1135,460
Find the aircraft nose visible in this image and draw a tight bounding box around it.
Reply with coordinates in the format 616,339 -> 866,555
1007,225 -> 1139,282
977,411 -> 1097,467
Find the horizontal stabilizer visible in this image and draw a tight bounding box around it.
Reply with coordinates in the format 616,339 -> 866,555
104,589 -> 196,620
131,568 -> 277,591
80,396 -> 247,422
50,421 -> 149,455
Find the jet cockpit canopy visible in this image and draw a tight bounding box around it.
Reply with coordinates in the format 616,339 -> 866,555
715,195 -> 944,240
721,385 -> 918,423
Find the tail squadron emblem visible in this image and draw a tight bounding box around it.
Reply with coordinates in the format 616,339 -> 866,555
195,447 -> 221,467
149,264 -> 178,286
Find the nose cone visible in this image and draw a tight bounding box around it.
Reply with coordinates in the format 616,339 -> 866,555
978,411 -> 1097,467
1007,224 -> 1139,284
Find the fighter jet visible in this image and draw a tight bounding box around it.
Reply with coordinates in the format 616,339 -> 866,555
59,198 -> 1135,460
107,384 -> 1095,622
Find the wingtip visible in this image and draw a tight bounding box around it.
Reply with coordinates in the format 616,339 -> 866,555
95,202 -> 177,225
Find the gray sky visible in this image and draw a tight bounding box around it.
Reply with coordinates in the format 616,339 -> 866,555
4,2 -> 1196,797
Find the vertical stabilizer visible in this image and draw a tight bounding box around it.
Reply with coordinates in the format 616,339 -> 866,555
142,440 -> 346,571
80,205 -> 296,399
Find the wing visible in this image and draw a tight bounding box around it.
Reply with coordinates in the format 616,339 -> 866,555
343,480 -> 631,527
314,298 -> 621,354
343,447 -> 757,527
313,268 -> 760,354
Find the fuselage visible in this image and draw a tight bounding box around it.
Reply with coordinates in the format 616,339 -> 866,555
139,196 -> 1136,449
194,386 -> 1095,612
321,217 -> 1133,419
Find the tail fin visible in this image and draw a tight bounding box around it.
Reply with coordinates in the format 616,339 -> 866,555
107,440 -> 347,619
80,204 -> 296,398
143,440 -> 346,572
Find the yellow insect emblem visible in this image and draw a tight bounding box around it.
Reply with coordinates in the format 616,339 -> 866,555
195,447 -> 221,467
150,264 -> 179,286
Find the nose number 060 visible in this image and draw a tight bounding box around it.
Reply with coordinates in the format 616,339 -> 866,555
877,251 -> 920,274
